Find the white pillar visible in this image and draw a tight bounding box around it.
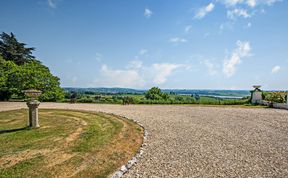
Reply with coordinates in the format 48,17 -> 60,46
251,91 -> 263,104
251,86 -> 263,104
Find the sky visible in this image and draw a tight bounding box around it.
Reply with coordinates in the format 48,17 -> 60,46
0,0 -> 287,90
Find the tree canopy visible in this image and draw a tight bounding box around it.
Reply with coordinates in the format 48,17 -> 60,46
0,32 -> 64,101
0,32 -> 36,65
145,87 -> 169,100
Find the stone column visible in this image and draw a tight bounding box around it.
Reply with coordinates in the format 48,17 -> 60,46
252,91 -> 263,104
251,86 -> 263,104
26,100 -> 40,128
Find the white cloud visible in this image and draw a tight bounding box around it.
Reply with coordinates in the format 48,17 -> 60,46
139,49 -> 148,55
152,63 -> 187,84
227,8 -> 252,19
271,65 -> 280,74
219,0 -> 282,23
48,0 -> 57,8
144,8 -> 153,18
95,64 -> 145,88
217,0 -> 283,26
127,60 -> 143,70
184,25 -> 192,33
195,3 -> 215,19
94,61 -> 190,87
221,0 -> 281,7
223,40 -> 252,77
222,0 -> 241,6
247,0 -> 256,7
169,37 -> 187,44
202,60 -> 218,76
222,0 -> 246,7
206,3 -> 215,11
265,0 -> 282,6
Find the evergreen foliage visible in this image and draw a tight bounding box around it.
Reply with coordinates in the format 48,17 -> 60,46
0,32 -> 36,65
0,32 -> 64,101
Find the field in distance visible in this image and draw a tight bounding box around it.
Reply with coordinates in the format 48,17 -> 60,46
63,87 -> 251,105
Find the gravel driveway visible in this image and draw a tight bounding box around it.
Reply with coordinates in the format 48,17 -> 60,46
1,102 -> 288,177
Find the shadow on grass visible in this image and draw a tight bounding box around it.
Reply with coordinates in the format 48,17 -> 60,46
0,126 -> 29,135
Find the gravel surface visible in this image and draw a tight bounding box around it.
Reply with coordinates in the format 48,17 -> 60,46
1,102 -> 288,177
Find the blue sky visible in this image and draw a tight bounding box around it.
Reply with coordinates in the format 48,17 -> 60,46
1,0 -> 287,90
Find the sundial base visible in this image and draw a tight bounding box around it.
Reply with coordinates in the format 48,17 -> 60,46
26,101 -> 40,128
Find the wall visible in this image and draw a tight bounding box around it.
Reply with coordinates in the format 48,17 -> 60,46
273,102 -> 288,110
258,100 -> 288,110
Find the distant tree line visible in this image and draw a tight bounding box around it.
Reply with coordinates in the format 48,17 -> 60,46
0,32 -> 64,101
64,86 -> 250,105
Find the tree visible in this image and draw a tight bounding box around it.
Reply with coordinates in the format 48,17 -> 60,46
0,56 -> 9,100
0,32 -> 36,65
145,87 -> 169,100
0,59 -> 64,101
122,96 -> 134,105
194,94 -> 200,101
70,92 -> 77,103
0,55 -> 21,100
0,56 -> 6,87
0,32 -> 64,101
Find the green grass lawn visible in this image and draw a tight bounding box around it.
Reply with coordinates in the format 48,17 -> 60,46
0,109 -> 143,178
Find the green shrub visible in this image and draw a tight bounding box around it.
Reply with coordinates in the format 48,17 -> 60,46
122,96 -> 134,105
78,97 -> 94,103
265,92 -> 287,103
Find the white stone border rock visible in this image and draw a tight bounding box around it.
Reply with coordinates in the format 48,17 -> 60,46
109,114 -> 148,178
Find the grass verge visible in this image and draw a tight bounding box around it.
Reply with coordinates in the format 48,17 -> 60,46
0,109 -> 143,178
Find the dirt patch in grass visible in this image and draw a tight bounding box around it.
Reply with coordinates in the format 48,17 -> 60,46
0,109 -> 143,178
0,149 -> 52,168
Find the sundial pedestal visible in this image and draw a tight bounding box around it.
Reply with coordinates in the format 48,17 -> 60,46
26,100 -> 40,128
23,89 -> 42,129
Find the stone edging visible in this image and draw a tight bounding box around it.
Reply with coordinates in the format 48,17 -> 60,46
110,114 -> 148,178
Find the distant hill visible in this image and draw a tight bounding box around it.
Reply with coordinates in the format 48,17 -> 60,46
64,87 -> 146,94
162,89 -> 250,97
63,87 -> 251,97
